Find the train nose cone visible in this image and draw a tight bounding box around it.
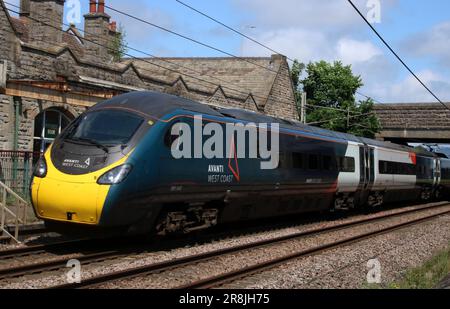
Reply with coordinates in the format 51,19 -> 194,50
35,178 -> 109,225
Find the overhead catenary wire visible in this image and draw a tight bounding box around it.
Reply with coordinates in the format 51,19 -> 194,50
347,0 -> 450,111
306,104 -> 360,114
307,111 -> 377,126
175,0 -> 295,63
173,0 -> 383,107
355,90 -> 381,104
3,2 -> 279,107
304,104 -> 378,126
103,4 -> 281,75
4,1 -> 381,124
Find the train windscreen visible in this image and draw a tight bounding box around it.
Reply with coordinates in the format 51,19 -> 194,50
64,110 -> 144,146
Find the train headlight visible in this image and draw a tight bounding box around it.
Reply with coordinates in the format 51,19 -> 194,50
34,157 -> 47,178
98,164 -> 133,185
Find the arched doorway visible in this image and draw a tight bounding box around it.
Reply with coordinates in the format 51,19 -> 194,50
33,109 -> 73,154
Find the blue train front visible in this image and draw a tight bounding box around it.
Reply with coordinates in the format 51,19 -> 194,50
31,91 -> 245,235
31,92 -> 178,233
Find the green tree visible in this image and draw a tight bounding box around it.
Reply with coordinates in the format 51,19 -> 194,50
291,60 -> 381,138
109,24 -> 128,62
290,60 -> 306,115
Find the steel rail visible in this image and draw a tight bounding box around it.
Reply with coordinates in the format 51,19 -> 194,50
0,238 -> 91,259
181,208 -> 450,289
50,202 -> 450,289
0,250 -> 123,279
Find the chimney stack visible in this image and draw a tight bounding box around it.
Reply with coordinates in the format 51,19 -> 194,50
19,0 -> 30,18
84,0 -> 115,63
89,0 -> 96,13
109,21 -> 116,32
28,0 -> 65,47
98,0 -> 105,13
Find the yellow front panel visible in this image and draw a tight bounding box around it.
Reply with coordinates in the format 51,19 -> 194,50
36,178 -> 106,224
31,146 -> 133,225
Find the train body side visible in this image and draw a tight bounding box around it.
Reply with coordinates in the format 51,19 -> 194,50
30,91 -> 449,235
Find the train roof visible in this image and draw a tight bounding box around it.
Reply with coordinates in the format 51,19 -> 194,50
89,91 -> 225,118
91,91 -> 436,157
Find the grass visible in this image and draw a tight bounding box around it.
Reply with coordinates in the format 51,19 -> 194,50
363,244 -> 450,289
388,245 -> 450,289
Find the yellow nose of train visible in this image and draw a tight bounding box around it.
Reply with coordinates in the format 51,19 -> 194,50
31,147 -> 129,225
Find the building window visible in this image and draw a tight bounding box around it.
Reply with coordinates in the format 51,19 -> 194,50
33,109 -> 72,154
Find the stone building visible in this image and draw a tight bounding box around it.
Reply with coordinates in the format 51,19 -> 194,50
0,0 -> 298,155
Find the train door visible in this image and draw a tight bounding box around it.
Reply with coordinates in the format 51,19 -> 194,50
433,158 -> 442,194
360,146 -> 375,190
358,145 -> 375,205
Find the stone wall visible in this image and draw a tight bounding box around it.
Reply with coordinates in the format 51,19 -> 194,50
0,95 -> 13,150
28,0 -> 65,47
10,46 -> 269,114
0,2 -> 19,64
84,12 -> 113,63
264,58 -> 298,120
2,95 -> 88,151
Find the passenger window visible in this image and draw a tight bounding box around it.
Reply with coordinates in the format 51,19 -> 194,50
292,153 -> 304,169
379,161 -> 387,174
308,154 -> 319,170
339,157 -> 355,173
277,152 -> 285,169
323,156 -> 334,171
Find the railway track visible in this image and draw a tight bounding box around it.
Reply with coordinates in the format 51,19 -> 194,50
0,202 -> 414,281
46,201 -> 450,289
0,237 -> 139,280
0,214 -> 336,280
0,239 -> 89,260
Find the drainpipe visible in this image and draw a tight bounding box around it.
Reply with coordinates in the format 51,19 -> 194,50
12,97 -> 20,187
13,97 -> 20,152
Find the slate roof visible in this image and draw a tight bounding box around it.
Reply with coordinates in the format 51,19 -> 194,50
11,17 -> 85,56
123,56 -> 284,109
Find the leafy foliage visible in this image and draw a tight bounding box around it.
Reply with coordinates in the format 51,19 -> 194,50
290,60 -> 306,116
291,60 -> 381,138
109,24 -> 128,62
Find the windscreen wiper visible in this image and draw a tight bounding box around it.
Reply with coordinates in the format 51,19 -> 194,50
67,137 -> 110,153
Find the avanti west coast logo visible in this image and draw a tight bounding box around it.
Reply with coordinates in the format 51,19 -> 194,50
169,116 -> 280,170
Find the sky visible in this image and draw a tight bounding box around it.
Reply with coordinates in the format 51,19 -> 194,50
5,0 -> 450,104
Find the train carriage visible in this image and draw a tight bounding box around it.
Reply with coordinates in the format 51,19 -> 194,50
30,91 -> 450,235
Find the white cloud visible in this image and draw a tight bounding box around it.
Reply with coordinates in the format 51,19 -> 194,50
336,38 -> 382,64
232,0 -> 450,103
359,69 -> 450,103
403,21 -> 450,67
232,0 -> 366,32
108,0 -> 175,47
388,70 -> 450,102
240,28 -> 333,61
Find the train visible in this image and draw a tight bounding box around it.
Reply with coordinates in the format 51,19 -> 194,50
30,91 -> 450,235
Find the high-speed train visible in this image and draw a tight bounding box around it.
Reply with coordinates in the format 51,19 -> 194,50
30,91 -> 450,235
